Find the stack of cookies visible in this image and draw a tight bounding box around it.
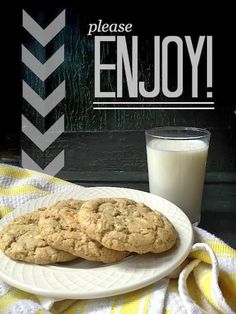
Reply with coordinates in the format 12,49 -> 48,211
0,198 -> 177,265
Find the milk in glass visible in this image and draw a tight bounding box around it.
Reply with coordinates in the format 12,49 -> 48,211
146,139 -> 208,223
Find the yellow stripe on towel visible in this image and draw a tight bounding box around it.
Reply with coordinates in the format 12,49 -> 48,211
190,240 -> 236,265
194,264 -> 222,313
0,185 -> 49,196
219,272 -> 236,311
206,240 -> 236,259
120,287 -> 146,314
35,309 -> 49,314
62,299 -> 87,314
110,295 -> 124,314
49,300 -> 76,314
187,273 -> 203,309
0,165 -> 71,186
189,250 -> 212,264
0,206 -> 13,218
142,286 -> 153,314
0,167 -> 33,179
0,289 -> 39,311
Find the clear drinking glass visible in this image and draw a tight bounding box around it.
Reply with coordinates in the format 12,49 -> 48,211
145,127 -> 211,225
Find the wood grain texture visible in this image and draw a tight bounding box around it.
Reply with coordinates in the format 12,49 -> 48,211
21,129 -> 235,174
21,11 -> 236,184
22,19 -> 235,132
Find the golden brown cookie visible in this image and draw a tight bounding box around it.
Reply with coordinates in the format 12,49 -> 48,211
78,198 -> 177,254
46,199 -> 84,211
38,199 -> 128,263
0,211 -> 77,265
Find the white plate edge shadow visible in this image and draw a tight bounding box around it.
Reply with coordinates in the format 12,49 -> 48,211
0,186 -> 193,299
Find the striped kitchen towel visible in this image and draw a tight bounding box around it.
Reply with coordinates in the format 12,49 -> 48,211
0,163 -> 235,314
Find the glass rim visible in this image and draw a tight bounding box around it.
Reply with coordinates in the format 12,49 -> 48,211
145,126 -> 211,140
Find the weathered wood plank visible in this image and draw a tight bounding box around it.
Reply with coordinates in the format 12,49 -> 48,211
21,130 -> 236,174
58,171 -> 236,183
21,12 -> 235,132
72,182 -> 236,213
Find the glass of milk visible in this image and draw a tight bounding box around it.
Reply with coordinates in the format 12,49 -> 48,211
145,127 -> 210,225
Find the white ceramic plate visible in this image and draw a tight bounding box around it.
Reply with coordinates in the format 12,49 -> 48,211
0,187 -> 193,299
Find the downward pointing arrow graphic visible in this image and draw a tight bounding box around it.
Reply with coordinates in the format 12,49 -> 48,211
23,81 -> 65,117
22,115 -> 64,151
22,45 -> 64,81
22,10 -> 65,47
22,150 -> 64,177
22,9 -> 66,176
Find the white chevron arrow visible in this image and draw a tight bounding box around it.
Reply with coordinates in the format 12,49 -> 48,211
22,10 -> 65,47
22,149 -> 64,177
22,45 -> 64,81
22,115 -> 64,151
23,80 -> 65,117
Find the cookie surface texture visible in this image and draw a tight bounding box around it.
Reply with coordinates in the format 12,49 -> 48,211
78,198 -> 177,254
0,211 -> 76,264
38,199 -> 128,263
